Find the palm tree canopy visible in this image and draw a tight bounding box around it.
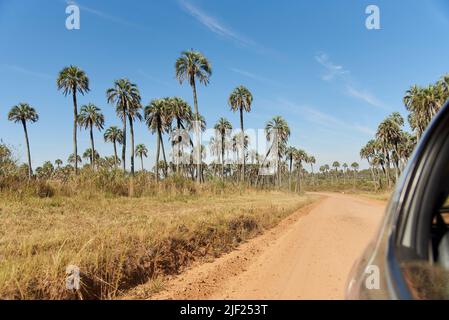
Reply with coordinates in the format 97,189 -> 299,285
228,86 -> 253,113
8,103 -> 39,123
104,126 -> 123,144
57,65 -> 90,96
67,153 -> 82,164
168,97 -> 193,128
83,148 -> 100,160
78,103 -> 105,131
175,50 -> 212,87
135,144 -> 148,158
144,99 -> 170,133
265,116 -> 290,160
214,117 -> 232,135
106,79 -> 141,118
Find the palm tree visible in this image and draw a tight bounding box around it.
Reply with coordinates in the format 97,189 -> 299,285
308,155 -> 316,185
57,66 -> 90,175
77,103 -> 105,168
145,99 -> 168,181
265,116 -> 290,186
175,50 -> 212,183
82,148 -> 99,164
127,98 -> 143,176
135,144 -> 148,171
214,117 -> 233,179
67,153 -> 82,166
332,161 -> 340,184
7,103 -> 38,178
294,149 -> 307,192
342,163 -> 348,184
103,126 -> 123,168
106,79 -> 141,173
285,146 -> 297,191
351,162 -> 359,187
55,159 -> 63,169
229,86 -> 253,182
168,97 -> 193,173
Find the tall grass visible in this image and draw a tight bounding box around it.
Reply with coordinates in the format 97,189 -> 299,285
0,177 -> 315,300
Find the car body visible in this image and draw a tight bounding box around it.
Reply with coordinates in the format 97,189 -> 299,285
346,100 -> 449,300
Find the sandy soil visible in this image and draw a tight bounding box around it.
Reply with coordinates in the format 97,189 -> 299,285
129,193 -> 386,300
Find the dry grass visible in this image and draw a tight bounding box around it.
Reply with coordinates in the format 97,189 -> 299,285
0,188 -> 315,300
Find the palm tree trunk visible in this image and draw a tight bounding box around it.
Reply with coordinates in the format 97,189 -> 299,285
141,155 -> 144,171
240,108 -> 245,183
113,140 -> 118,168
128,115 -> 135,176
176,119 -> 181,174
160,133 -> 168,177
89,125 -> 95,169
156,128 -> 161,182
122,108 -> 127,173
22,120 -> 32,179
221,134 -> 225,180
72,90 -> 78,175
289,157 -> 292,191
310,164 -> 314,185
191,79 -> 201,184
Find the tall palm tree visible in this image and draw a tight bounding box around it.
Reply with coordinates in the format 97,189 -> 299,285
294,149 -> 307,192
332,161 -> 340,183
103,126 -> 123,168
168,97 -> 193,173
214,117 -> 232,179
68,153 -> 82,166
175,50 -> 212,183
308,155 -> 316,185
229,86 -> 253,182
265,116 -> 290,186
127,99 -> 143,176
82,148 -> 100,164
55,159 -> 63,169
57,66 -> 90,175
106,79 -> 141,173
342,163 -> 348,184
77,103 -> 104,168
285,146 -> 297,191
135,144 -> 148,171
7,103 -> 38,178
145,99 -> 168,181
351,162 -> 359,187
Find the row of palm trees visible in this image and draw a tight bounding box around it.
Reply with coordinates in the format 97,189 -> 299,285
404,75 -> 449,140
361,113 -> 416,189
360,73 -> 449,189
5,49 -> 305,185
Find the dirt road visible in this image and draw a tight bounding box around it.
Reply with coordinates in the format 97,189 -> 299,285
135,193 -> 386,300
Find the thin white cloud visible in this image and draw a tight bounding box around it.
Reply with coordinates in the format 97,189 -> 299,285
230,68 -> 281,86
178,0 -> 279,57
315,52 -> 389,110
315,53 -> 349,81
278,98 -> 374,136
3,64 -> 52,79
179,0 -> 255,47
345,85 -> 387,110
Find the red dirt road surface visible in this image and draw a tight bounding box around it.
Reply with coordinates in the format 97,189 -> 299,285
134,193 -> 386,300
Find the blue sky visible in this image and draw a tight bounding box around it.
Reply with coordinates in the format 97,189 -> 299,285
1,0 -> 449,170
